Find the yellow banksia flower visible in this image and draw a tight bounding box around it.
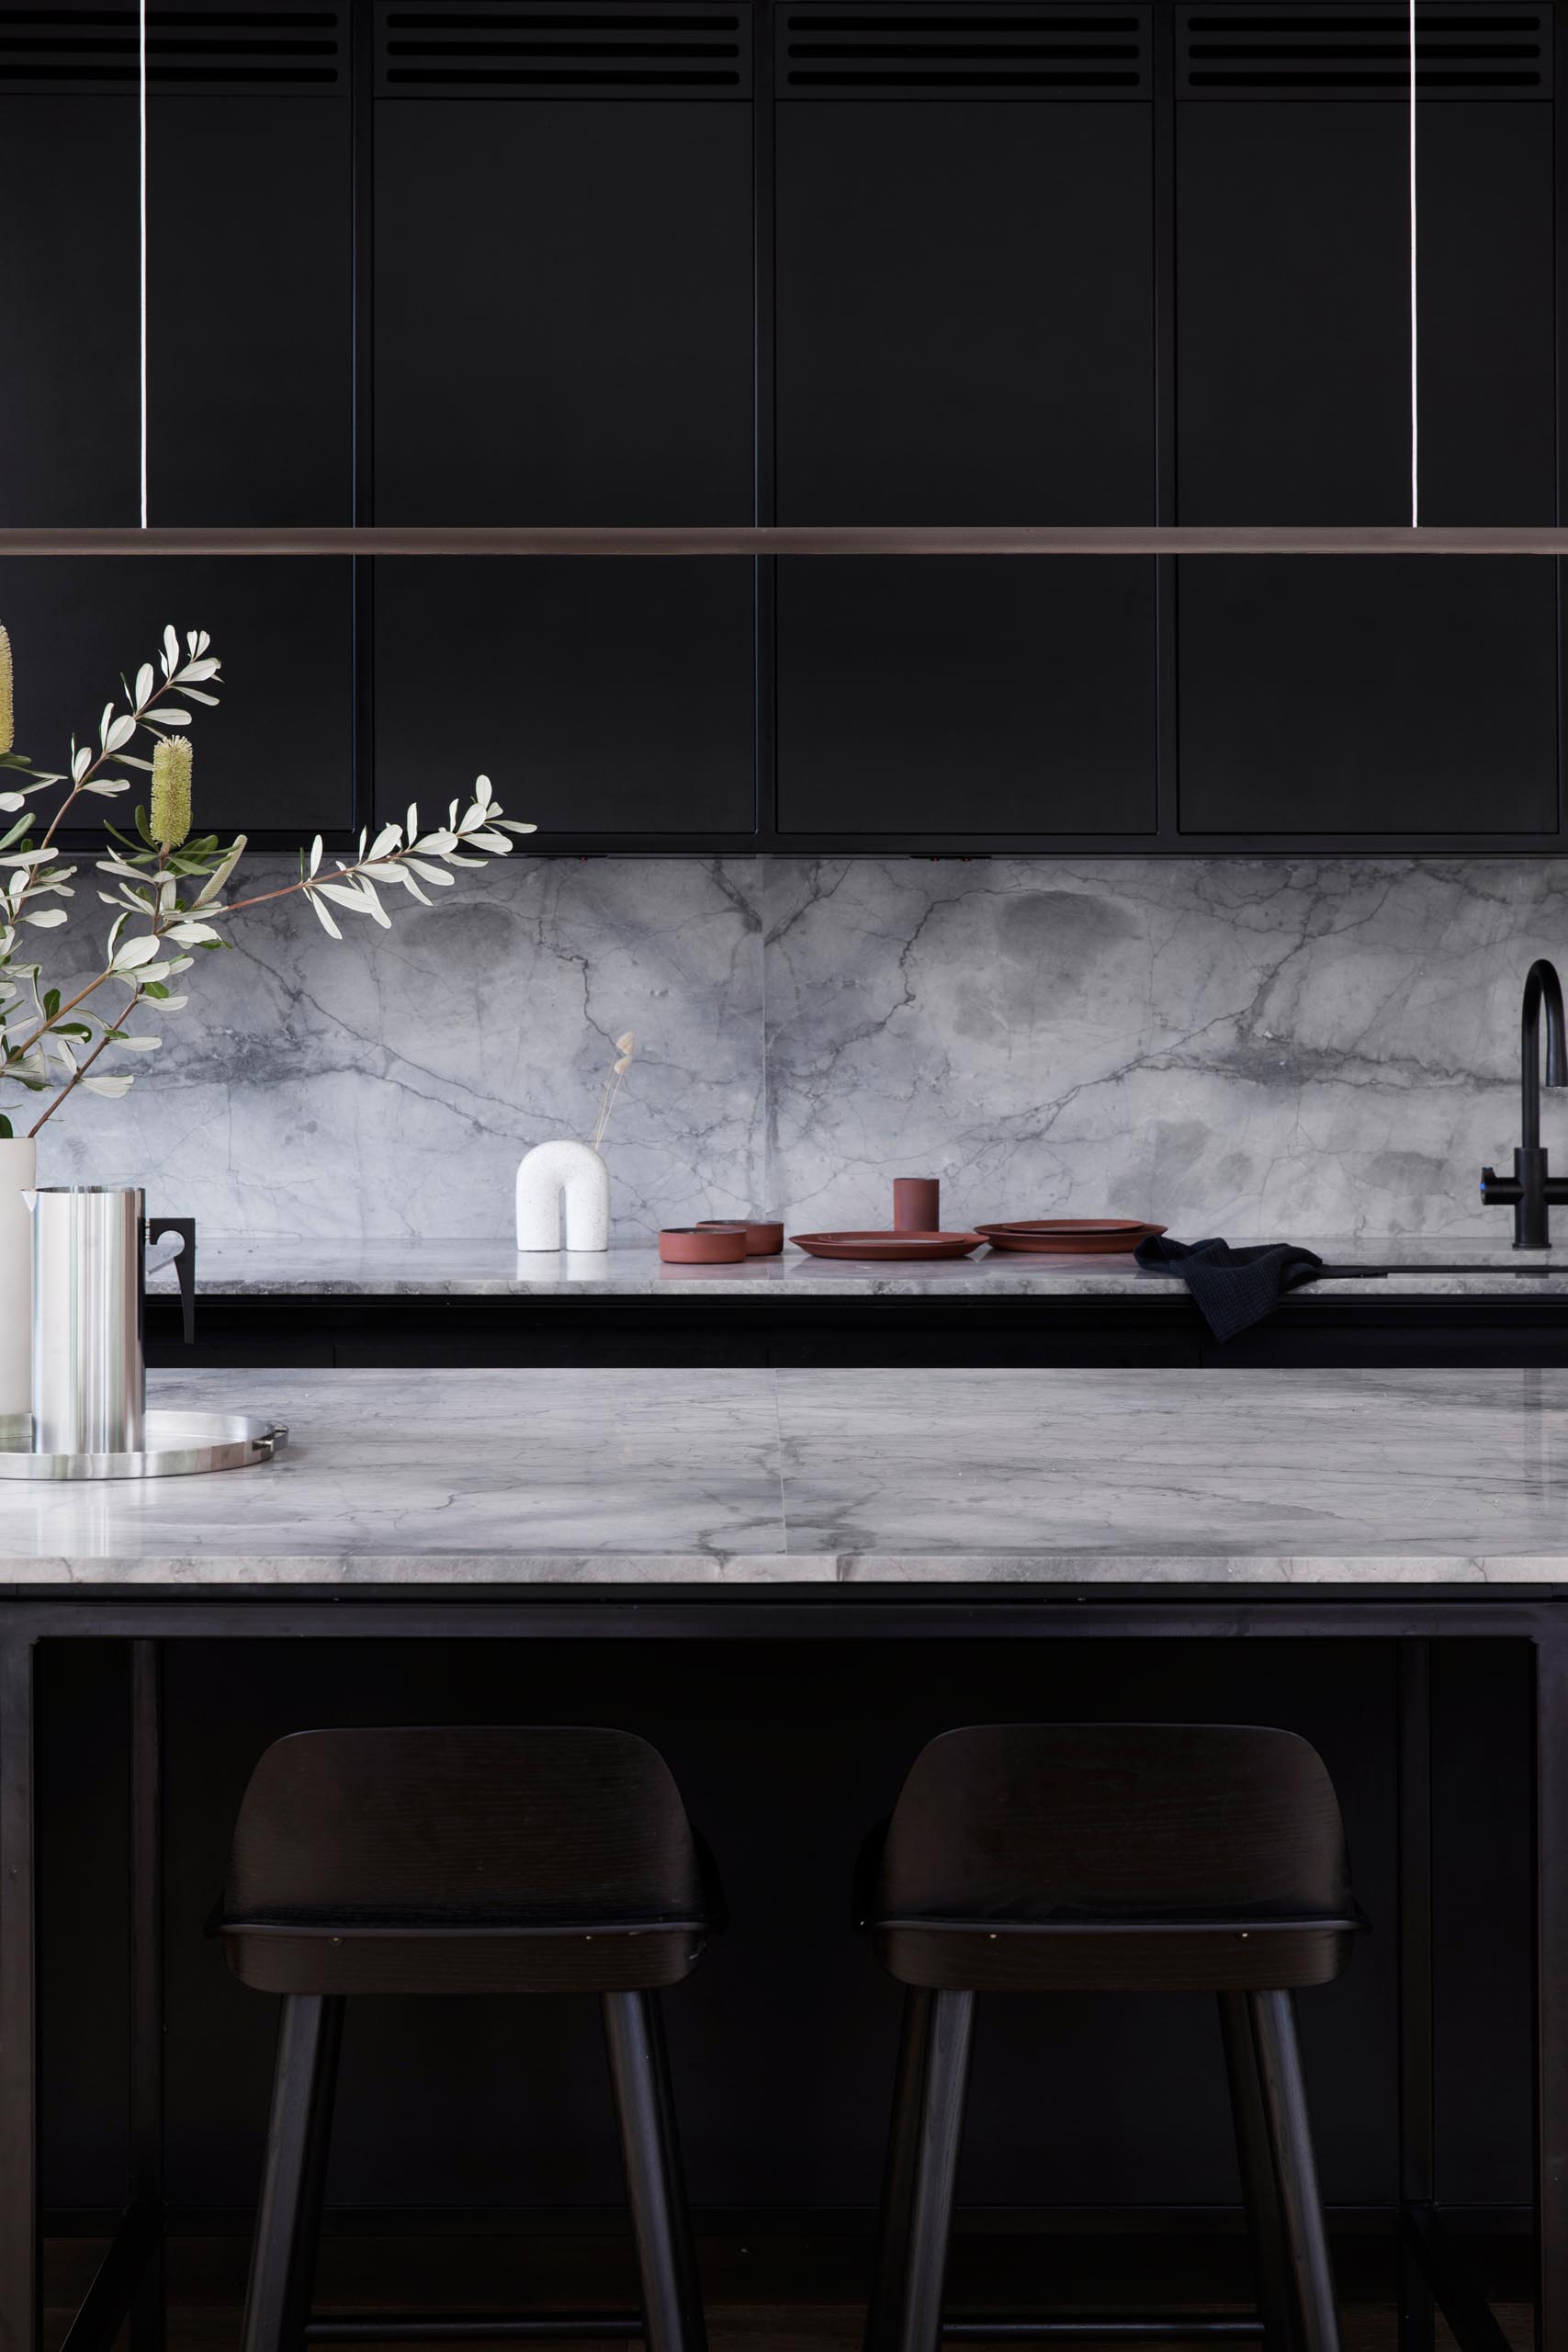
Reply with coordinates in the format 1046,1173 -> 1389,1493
150,736 -> 193,850
0,624 -> 13,759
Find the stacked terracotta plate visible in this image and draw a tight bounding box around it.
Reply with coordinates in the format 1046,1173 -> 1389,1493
976,1218 -> 1166,1255
789,1231 -> 985,1261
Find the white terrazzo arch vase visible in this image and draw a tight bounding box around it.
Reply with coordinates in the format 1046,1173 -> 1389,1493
515,1139 -> 611,1253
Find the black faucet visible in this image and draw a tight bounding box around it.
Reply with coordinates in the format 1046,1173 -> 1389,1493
1481,958 -> 1568,1247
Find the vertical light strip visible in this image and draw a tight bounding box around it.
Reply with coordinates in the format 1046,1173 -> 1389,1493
1409,0 -> 1418,527
139,0 -> 149,528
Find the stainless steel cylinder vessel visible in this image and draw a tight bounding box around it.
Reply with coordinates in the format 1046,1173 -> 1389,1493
28,1186 -> 147,1454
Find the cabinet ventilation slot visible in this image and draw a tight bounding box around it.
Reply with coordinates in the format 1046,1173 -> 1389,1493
0,6 -> 345,91
378,4 -> 750,96
778,7 -> 1148,96
1179,8 -> 1549,98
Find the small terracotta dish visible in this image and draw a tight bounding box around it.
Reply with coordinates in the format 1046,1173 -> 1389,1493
976,1218 -> 1166,1256
695,1218 -> 785,1257
789,1230 -> 985,1262
660,1226 -> 748,1265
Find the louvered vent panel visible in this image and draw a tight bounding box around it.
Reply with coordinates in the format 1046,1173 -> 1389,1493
377,2 -> 750,96
777,4 -> 1148,98
1179,5 -> 1549,99
0,6 -> 345,91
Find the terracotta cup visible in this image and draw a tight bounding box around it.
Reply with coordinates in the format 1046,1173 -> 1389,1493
660,1227 -> 748,1265
893,1177 -> 941,1232
696,1218 -> 785,1257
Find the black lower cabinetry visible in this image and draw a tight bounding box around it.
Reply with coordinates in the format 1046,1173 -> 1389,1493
146,1295 -> 1568,1372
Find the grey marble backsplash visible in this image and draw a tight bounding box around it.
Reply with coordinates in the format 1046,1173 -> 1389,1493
37,854 -> 1568,1242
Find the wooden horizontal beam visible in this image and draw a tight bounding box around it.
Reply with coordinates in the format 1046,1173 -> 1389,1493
1,524 -> 1567,558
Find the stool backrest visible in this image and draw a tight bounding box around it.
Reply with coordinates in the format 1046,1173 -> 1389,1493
876,1724 -> 1354,1925
225,1726 -> 705,1928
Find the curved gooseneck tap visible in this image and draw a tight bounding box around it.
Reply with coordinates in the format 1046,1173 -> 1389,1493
1482,960 -> 1568,1247
1520,958 -> 1566,1152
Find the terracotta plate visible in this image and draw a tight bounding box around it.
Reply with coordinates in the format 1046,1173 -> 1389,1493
790,1230 -> 986,1261
976,1219 -> 1167,1255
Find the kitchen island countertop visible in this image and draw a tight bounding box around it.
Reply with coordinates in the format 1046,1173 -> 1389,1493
6,1363 -> 1568,1585
147,1234 -> 1568,1300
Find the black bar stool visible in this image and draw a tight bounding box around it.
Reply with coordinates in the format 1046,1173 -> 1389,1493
859,1724 -> 1367,2352
220,1727 -> 717,2352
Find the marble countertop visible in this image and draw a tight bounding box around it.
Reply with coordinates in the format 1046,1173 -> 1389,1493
148,1235 -> 1568,1300
6,1363 -> 1568,1586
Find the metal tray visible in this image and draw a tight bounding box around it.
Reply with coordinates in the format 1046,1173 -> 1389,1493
0,1409 -> 287,1481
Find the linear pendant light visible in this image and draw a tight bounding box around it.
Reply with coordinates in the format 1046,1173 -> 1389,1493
13,1 -> 1530,565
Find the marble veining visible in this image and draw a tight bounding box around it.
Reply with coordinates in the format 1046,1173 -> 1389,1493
5,1364 -> 1568,1585
33,855 -> 1568,1246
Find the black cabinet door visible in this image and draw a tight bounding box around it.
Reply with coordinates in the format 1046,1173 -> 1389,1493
0,16 -> 355,842
773,5 -> 1156,839
1175,3 -> 1559,839
372,7 -> 756,842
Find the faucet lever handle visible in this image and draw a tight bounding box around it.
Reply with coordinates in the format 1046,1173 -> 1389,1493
1481,1164 -> 1523,1206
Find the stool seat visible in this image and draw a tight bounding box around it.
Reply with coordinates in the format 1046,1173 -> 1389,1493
865,1720 -> 1365,1993
220,1725 -> 714,1994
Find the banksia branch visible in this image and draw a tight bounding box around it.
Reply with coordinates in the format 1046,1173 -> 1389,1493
150,736 -> 193,850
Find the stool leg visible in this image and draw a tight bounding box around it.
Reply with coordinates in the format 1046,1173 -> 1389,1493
1247,1990 -> 1341,2352
603,1990 -> 707,2352
1219,1992 -> 1297,2352
874,1988 -> 975,2352
865,1988 -> 935,2352
240,1994 -> 344,2352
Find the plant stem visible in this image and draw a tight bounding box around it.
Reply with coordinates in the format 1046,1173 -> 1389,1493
27,981 -> 141,1137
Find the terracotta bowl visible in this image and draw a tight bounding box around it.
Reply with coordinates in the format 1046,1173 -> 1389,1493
695,1217 -> 785,1257
660,1226 -> 748,1265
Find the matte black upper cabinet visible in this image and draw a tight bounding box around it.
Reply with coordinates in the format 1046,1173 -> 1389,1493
371,4 -> 757,841
773,3 -> 1156,840
1174,1 -> 1560,842
0,8 -> 355,842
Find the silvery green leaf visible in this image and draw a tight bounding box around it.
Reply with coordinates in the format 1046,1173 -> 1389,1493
21,910 -> 67,929
164,920 -> 220,946
112,933 -> 162,970
106,911 -> 129,958
448,798 -> 459,829
149,993 -> 188,1012
135,663 -> 154,707
189,836 -> 246,910
497,820 -> 538,834
162,625 -> 179,675
118,754 -> 153,773
367,824 -> 401,860
355,879 -> 391,929
96,859 -> 149,883
309,834 -> 323,876
475,774 -> 495,807
0,794 -> 23,815
180,687 -> 220,706
148,709 -> 192,728
305,888 -> 342,941
467,830 -> 511,854
81,1073 -> 135,1100
98,702 -> 115,748
81,782 -> 130,797
112,1036 -> 162,1054
404,859 -> 456,887
391,866 -> 432,905
443,851 -> 485,867
417,830 -> 458,855
103,713 -> 137,754
71,746 -> 92,782
50,1037 -> 76,1073
176,658 -> 220,682
317,880 -> 372,914
405,802 -> 419,842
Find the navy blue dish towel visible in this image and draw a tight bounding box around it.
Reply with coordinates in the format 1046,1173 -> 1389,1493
1133,1234 -> 1326,1343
